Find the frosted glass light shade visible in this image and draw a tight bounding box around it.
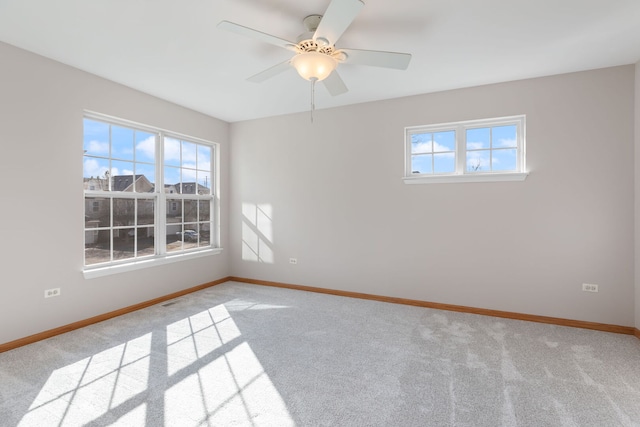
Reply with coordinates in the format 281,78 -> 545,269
291,52 -> 337,81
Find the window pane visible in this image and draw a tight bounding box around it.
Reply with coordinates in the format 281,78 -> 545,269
411,133 -> 432,154
136,227 -> 155,258
135,131 -> 155,163
467,128 -> 490,150
182,141 -> 197,168
113,228 -> 134,261
167,198 -> 181,218
433,131 -> 455,152
134,164 -> 155,192
84,158 -> 110,189
112,126 -> 134,161
137,199 -> 154,225
164,137 -> 181,167
197,145 -> 211,171
199,200 -> 210,222
184,200 -> 198,223
492,148 -> 517,171
113,198 -> 135,227
166,225 -> 182,253
467,150 -> 490,172
411,154 -> 432,174
434,153 -> 455,173
85,233 -> 110,266
197,170 -> 211,194
111,162 -> 135,192
198,223 -> 210,247
181,169 -> 197,187
85,197 -> 110,226
492,125 -> 517,148
83,119 -> 110,157
164,166 -> 180,188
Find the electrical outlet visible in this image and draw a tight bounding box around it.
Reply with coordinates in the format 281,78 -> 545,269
582,283 -> 598,292
44,288 -> 61,298
289,258 -> 298,265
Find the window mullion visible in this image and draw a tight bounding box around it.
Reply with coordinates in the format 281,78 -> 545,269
489,127 -> 493,172
157,132 -> 167,255
109,195 -> 114,263
457,125 -> 465,174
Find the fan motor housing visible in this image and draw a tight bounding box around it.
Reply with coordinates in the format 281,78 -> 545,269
297,39 -> 335,55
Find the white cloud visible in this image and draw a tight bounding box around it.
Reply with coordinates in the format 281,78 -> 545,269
182,143 -> 197,163
412,141 -> 431,153
467,142 -> 485,150
84,158 -> 107,178
136,136 -> 155,160
413,141 -> 454,154
433,141 -> 454,154
86,140 -> 108,155
466,153 -> 490,171
182,168 -> 197,181
164,137 -> 181,163
496,138 -> 516,148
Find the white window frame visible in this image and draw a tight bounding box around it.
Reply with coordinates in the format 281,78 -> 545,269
403,115 -> 528,184
83,112 -> 222,279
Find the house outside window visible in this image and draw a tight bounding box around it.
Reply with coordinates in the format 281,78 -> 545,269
83,113 -> 219,274
404,115 -> 527,184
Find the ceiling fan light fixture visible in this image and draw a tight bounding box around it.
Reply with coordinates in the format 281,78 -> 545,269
291,51 -> 337,82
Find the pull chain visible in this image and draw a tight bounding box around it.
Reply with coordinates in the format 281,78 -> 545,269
310,77 -> 317,123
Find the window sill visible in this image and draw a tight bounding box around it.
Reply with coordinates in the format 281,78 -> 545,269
403,172 -> 529,185
83,248 -> 224,279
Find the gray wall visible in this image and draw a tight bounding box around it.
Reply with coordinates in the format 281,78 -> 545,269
1,40 -> 637,346
636,60 -> 640,330
230,66 -> 636,327
0,42 -> 230,345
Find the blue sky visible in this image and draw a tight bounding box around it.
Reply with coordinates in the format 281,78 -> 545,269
411,125 -> 517,173
83,119 -> 212,188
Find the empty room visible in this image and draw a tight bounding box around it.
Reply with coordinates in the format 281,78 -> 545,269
1,0 -> 640,426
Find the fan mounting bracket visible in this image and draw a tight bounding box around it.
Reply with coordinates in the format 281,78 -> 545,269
303,15 -> 322,32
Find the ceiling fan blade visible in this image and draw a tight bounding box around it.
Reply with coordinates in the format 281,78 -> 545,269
322,70 -> 348,96
313,0 -> 364,46
247,60 -> 292,83
218,21 -> 297,51
339,48 -> 412,70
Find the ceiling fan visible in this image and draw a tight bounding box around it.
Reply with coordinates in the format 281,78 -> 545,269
217,0 -> 412,98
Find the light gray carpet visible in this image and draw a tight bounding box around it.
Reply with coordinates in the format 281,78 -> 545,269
1,281 -> 640,426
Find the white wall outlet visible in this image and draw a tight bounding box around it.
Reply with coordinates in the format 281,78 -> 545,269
44,288 -> 61,298
582,283 -> 598,292
289,258 -> 298,265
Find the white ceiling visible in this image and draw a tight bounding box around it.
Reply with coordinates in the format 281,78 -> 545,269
1,0 -> 639,123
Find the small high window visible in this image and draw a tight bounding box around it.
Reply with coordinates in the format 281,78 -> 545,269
404,115 -> 527,184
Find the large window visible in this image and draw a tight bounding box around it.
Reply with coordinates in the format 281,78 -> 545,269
83,113 -> 219,274
404,115 -> 527,184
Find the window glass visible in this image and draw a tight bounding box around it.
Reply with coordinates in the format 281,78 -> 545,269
492,149 -> 517,171
466,128 -> 490,150
111,126 -> 134,161
492,125 -> 517,148
411,133 -> 432,154
164,137 -> 181,167
411,155 -> 432,174
135,131 -> 155,163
